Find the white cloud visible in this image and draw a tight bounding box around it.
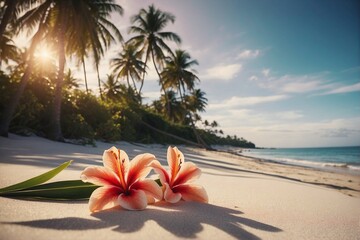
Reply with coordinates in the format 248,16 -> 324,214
142,91 -> 161,100
257,73 -> 334,94
319,128 -> 357,138
144,65 -> 160,81
237,49 -> 260,59
249,75 -> 258,81
209,116 -> 360,148
208,94 -> 288,110
341,66 -> 360,73
276,111 -> 303,120
323,82 -> 360,95
184,44 -> 211,60
257,72 -> 359,95
227,95 -> 288,106
262,68 -> 270,77
281,79 -> 328,93
202,63 -> 242,81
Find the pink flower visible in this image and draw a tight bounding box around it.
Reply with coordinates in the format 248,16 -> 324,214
80,146 -> 163,212
151,146 -> 208,203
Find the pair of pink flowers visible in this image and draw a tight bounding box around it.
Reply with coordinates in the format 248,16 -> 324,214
80,146 -> 208,212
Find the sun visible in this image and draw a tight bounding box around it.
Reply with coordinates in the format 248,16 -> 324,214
39,48 -> 50,60
35,44 -> 54,62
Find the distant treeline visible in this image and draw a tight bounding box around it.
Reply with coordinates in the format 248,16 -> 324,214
0,71 -> 255,148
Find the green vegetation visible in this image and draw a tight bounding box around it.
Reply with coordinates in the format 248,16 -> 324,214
0,1 -> 255,149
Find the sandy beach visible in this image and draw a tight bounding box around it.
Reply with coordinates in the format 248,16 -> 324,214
0,134 -> 359,240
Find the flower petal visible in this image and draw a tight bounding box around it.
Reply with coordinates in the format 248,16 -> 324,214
147,195 -> 155,204
164,183 -> 182,203
167,146 -> 182,182
173,146 -> 185,163
131,179 -> 163,200
173,184 -> 208,203
88,186 -> 122,212
149,160 -> 170,184
102,146 -> 119,170
103,147 -> 129,178
127,153 -> 156,186
118,189 -> 147,210
172,162 -> 201,186
80,166 -> 121,188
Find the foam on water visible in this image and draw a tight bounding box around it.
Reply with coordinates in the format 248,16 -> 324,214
227,146 -> 360,173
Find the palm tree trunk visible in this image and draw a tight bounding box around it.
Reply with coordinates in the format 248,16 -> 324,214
126,74 -> 131,88
188,112 -> 212,150
139,50 -> 149,95
0,64 -> 32,137
151,49 -> 170,117
49,7 -> 67,141
127,74 -> 139,97
96,64 -> 103,99
82,57 -> 89,93
50,46 -> 65,141
177,82 -> 186,123
130,76 -> 139,95
178,81 -> 186,103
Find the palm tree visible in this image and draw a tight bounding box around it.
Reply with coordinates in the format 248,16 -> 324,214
0,34 -> 19,69
186,89 -> 208,113
210,120 -> 218,128
63,69 -> 79,90
184,88 -> 210,148
0,0 -> 123,140
156,90 -> 184,122
0,0 -> 37,42
111,43 -> 145,96
102,74 -> 121,101
66,1 -> 123,98
128,4 -> 181,97
159,49 -> 209,148
162,49 -> 199,102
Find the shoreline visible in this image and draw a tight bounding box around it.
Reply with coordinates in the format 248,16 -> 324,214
241,152 -> 360,176
214,146 -> 360,176
203,148 -> 360,198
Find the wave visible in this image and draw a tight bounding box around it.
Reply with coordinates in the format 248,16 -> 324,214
348,165 -> 360,171
241,153 -> 360,171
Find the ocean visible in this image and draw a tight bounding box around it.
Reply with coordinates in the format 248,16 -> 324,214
239,146 -> 360,172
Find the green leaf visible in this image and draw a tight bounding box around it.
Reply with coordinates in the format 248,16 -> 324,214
0,180 -> 99,200
0,161 -> 72,194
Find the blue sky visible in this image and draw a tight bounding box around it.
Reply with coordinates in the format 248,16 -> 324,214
16,0 -> 360,147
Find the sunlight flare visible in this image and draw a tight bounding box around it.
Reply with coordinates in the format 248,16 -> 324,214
34,44 -> 54,63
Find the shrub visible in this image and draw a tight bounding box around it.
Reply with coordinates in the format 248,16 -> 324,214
61,113 -> 95,141
96,119 -> 121,142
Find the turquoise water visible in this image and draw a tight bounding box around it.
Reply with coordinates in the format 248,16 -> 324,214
241,146 -> 360,171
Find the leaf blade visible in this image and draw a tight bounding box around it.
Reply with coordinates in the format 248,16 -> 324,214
0,161 -> 73,193
0,180 -> 99,200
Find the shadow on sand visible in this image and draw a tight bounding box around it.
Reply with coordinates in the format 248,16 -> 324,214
5,202 -> 281,239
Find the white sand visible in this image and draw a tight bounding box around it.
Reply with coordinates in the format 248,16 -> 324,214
1,134 -> 359,240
